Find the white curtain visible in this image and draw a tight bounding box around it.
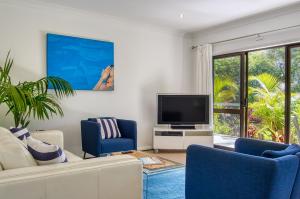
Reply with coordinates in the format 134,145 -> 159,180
195,44 -> 213,128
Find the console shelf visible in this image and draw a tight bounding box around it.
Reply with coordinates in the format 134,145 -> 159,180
153,126 -> 213,151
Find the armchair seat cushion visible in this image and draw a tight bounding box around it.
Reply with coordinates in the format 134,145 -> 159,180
101,138 -> 135,153
262,144 -> 300,158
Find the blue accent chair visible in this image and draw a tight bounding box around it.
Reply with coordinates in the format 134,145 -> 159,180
186,138 -> 300,199
81,118 -> 137,158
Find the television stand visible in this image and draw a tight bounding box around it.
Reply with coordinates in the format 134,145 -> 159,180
153,126 -> 213,152
171,125 -> 195,129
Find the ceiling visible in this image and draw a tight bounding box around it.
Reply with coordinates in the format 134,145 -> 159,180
35,0 -> 300,32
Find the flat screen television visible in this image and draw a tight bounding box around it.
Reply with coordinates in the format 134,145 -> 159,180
157,94 -> 209,125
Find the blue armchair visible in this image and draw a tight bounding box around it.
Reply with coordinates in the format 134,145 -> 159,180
81,118 -> 137,158
186,138 -> 300,199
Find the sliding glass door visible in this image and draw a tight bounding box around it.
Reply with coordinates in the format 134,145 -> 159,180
247,47 -> 286,143
213,54 -> 246,140
213,42 -> 300,145
290,46 -> 300,144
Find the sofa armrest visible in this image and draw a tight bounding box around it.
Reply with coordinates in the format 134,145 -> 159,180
81,120 -> 102,156
186,145 -> 298,199
117,119 -> 137,149
0,156 -> 143,199
31,130 -> 64,149
235,138 -> 288,156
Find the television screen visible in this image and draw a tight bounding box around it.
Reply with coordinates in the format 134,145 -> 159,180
157,94 -> 209,124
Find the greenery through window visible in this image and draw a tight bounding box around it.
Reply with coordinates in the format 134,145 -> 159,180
213,44 -> 300,144
214,56 -> 240,109
213,55 -> 241,137
290,47 -> 300,144
247,48 -> 285,143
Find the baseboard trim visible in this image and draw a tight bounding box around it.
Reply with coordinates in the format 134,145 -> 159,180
138,146 -> 153,151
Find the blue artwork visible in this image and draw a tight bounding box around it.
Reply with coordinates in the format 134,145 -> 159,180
47,33 -> 114,91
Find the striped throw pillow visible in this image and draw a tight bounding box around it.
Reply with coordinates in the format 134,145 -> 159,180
26,137 -> 67,165
10,127 -> 30,141
96,118 -> 121,139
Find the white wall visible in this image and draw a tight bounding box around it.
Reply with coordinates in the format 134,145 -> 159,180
191,4 -> 300,55
0,1 -> 193,154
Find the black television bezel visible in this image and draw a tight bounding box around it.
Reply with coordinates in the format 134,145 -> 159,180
157,94 -> 210,125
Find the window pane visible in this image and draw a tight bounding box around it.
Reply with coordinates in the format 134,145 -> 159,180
290,47 -> 300,144
214,56 -> 240,109
213,113 -> 240,137
247,47 -> 285,143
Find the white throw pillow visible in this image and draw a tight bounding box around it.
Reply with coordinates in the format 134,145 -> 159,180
96,118 -> 122,139
26,136 -> 67,165
9,127 -> 30,145
0,127 -> 37,170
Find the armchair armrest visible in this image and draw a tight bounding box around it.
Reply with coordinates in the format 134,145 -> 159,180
31,130 -> 64,149
81,120 -> 102,156
235,138 -> 288,156
186,145 -> 299,199
291,152 -> 300,199
117,119 -> 137,149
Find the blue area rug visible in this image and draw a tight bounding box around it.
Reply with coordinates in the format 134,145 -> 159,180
143,167 -> 185,199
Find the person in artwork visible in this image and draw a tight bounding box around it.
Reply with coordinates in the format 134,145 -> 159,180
93,65 -> 114,91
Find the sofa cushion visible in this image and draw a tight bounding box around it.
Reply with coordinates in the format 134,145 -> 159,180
0,155 -> 136,180
64,150 -> 82,162
0,127 -> 37,170
101,138 -> 134,153
27,137 -> 67,165
262,144 -> 300,158
31,130 -> 64,149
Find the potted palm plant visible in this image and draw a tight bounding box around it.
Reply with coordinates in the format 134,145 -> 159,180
0,52 -> 74,128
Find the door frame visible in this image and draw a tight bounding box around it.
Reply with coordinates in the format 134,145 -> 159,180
213,52 -> 247,138
285,44 -> 300,143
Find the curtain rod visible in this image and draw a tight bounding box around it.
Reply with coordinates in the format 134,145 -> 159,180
192,23 -> 300,49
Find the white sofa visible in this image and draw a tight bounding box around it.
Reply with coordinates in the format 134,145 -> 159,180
0,127 -> 143,199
